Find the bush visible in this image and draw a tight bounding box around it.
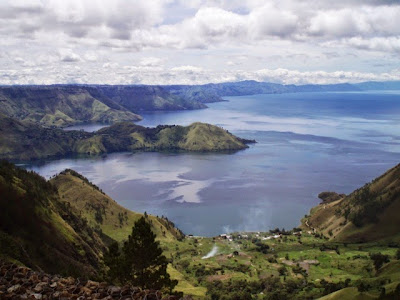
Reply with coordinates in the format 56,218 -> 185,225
370,253 -> 390,272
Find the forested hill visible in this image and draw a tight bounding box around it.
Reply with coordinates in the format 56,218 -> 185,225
0,113 -> 252,160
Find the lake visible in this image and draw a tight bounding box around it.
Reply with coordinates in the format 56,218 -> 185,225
24,91 -> 400,236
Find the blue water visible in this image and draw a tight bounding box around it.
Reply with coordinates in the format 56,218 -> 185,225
27,91 -> 400,236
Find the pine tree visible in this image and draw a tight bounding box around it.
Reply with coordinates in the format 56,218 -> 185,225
105,216 -> 177,292
103,242 -> 125,283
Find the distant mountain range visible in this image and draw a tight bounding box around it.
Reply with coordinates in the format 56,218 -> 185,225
1,80 -> 399,128
166,80 -> 400,101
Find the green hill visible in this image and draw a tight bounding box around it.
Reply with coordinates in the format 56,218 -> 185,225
0,160 -> 107,277
303,164 -> 400,243
95,121 -> 252,152
0,161 -> 184,279
0,86 -> 141,127
50,169 -> 184,242
0,113 -> 253,160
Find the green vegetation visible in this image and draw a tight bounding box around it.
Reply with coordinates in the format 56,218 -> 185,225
160,230 -> 400,299
0,113 -> 253,160
0,86 -> 141,127
303,163 -> 400,243
0,160 -> 106,277
104,217 -> 177,292
1,161 -> 400,299
0,85 -> 208,129
50,169 -> 183,242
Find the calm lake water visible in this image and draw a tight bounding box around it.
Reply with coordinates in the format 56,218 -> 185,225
24,91 -> 400,236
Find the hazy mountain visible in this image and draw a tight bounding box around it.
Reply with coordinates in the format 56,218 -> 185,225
95,85 -> 207,111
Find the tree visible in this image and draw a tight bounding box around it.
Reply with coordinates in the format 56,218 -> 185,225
357,282 -> 370,293
104,217 -> 177,292
103,242 -> 124,283
370,253 -> 390,272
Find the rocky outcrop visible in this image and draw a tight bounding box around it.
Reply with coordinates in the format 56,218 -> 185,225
0,260 -> 189,300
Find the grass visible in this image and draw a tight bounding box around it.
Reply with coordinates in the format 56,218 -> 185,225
168,264 -> 207,299
158,232 -> 400,299
318,287 -> 377,300
51,171 -> 182,243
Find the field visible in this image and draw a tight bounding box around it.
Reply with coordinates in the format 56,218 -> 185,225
161,231 -> 400,299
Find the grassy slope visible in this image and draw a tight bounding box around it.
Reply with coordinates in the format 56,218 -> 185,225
50,170 -> 183,243
0,161 -> 107,278
318,287 -> 376,300
50,170 -> 203,297
50,169 -> 213,298
302,163 -> 400,243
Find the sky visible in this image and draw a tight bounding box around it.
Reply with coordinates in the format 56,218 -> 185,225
1,0 -> 400,85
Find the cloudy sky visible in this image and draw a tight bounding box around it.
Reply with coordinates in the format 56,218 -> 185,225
1,0 -> 400,85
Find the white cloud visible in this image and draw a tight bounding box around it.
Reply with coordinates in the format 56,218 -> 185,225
139,57 -> 164,67
249,3 -> 298,38
58,49 -> 81,62
171,65 -> 203,73
342,37 -> 400,54
1,0 -> 400,84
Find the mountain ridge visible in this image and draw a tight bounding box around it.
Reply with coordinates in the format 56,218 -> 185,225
1,80 -> 399,129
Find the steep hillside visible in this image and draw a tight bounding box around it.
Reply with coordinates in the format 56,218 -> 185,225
50,169 -> 184,242
96,85 -> 207,111
0,114 -> 252,160
0,86 -> 141,127
0,113 -> 91,160
0,160 -> 107,277
303,164 -> 400,242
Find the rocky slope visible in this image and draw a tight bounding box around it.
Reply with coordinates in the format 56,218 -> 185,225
302,163 -> 400,242
0,113 -> 253,160
0,260 -> 187,299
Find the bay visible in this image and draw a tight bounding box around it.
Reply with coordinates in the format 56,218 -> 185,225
25,91 -> 400,236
